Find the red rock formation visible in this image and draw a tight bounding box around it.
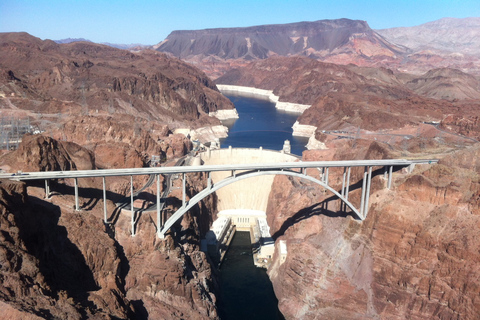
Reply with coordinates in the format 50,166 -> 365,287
217,56 -> 480,141
0,140 -> 220,319
266,142 -> 480,319
0,180 -> 134,319
0,134 -> 95,172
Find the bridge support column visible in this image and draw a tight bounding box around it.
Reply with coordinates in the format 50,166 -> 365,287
74,178 -> 79,211
182,173 -> 186,207
131,175 -> 135,236
103,176 -> 107,223
363,166 -> 373,218
345,167 -> 351,201
360,167 -> 368,219
44,179 -> 50,199
156,174 -> 161,235
207,171 -> 212,189
387,166 -> 393,189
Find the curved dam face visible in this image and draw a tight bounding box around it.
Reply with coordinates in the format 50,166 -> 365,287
199,147 -> 299,212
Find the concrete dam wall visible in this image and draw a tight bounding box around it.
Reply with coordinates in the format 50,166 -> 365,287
199,147 -> 298,212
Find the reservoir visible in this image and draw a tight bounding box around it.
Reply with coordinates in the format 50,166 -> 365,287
220,94 -> 309,156
216,94 -> 295,319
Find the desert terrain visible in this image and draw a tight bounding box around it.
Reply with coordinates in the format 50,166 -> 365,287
1,17 -> 480,319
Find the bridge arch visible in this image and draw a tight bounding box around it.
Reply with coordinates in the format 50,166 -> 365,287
158,169 -> 361,238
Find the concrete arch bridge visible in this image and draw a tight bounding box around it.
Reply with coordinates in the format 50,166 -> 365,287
0,148 -> 437,238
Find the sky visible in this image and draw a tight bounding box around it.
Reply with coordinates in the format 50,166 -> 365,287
1,0 -> 479,45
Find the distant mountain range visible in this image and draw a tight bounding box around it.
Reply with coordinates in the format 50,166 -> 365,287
154,17 -> 480,77
54,38 -> 149,50
376,17 -> 480,55
53,17 -> 480,77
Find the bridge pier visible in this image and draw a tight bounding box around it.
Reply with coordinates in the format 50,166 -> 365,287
364,166 -> 373,218
44,179 -> 50,199
157,174 -> 161,236
130,175 -> 135,236
388,165 -> 393,189
182,173 -> 186,207
74,178 -> 79,211
103,177 -> 107,223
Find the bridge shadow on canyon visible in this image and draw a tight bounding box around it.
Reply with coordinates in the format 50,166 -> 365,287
16,192 -> 102,318
25,179 -> 147,318
271,165 -> 400,240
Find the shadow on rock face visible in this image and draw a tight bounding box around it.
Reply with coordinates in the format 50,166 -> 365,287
271,165 -> 404,240
14,195 -> 99,314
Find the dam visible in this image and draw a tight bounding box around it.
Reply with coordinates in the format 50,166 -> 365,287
199,147 -> 297,268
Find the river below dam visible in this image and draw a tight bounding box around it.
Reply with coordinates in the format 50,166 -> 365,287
220,94 -> 309,156
218,232 -> 284,320
217,94 -> 296,319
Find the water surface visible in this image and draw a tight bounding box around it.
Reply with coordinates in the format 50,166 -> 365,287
218,232 -> 284,320
220,95 -> 308,156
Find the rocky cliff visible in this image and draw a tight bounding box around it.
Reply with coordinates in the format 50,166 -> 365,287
0,134 -> 220,319
266,140 -> 480,319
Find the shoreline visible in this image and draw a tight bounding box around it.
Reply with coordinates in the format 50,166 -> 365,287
216,84 -> 311,114
217,85 -> 323,149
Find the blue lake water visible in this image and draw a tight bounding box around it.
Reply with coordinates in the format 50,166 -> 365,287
217,94 -> 299,319
220,95 -> 309,156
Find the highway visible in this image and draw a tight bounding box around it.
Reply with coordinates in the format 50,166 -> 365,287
0,159 -> 438,181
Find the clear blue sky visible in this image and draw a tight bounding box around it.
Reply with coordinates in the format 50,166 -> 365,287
1,0 -> 479,45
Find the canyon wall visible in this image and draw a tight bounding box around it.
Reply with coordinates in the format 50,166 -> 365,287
0,135 -> 220,319
266,142 -> 480,319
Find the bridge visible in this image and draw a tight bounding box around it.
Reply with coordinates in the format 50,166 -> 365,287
0,158 -> 438,238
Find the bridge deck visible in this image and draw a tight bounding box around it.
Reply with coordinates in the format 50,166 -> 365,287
0,159 -> 437,180
0,158 -> 439,237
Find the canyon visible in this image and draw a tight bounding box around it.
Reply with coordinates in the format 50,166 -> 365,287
1,16 -> 480,319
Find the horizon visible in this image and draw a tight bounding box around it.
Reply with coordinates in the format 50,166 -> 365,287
1,0 -> 479,45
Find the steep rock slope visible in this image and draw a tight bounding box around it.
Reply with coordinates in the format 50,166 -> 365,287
0,133 -> 220,319
266,141 -> 480,319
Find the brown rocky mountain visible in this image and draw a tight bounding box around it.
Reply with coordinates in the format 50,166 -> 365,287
0,32 -> 233,122
156,19 -> 406,79
0,32 -> 234,168
217,56 -> 480,139
156,19 -> 404,60
0,32 -> 230,319
376,17 -> 480,75
156,18 -> 480,78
